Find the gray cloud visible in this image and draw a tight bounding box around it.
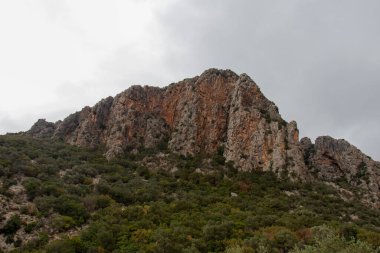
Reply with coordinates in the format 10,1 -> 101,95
152,0 -> 380,159
0,114 -> 22,134
1,0 -> 379,160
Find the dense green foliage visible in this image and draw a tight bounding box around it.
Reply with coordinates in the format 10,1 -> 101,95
0,135 -> 379,252
1,215 -> 21,236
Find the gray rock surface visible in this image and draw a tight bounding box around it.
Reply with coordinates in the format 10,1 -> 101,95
301,136 -> 380,207
27,119 -> 55,138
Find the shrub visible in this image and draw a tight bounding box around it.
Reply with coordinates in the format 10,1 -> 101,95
54,196 -> 89,224
1,214 -> 22,236
211,146 -> 226,166
95,195 -> 113,209
24,221 -> 38,234
23,178 -> 41,200
290,226 -> 378,253
45,239 -> 76,253
51,215 -> 76,232
273,229 -> 298,252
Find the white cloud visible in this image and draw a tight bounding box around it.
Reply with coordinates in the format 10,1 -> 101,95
0,0 -> 379,160
0,0 -> 175,133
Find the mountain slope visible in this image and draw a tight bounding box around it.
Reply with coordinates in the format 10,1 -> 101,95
29,69 -> 308,178
27,69 -> 380,208
0,135 -> 380,252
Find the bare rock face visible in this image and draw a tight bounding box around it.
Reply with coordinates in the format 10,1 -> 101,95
301,136 -> 380,207
54,96 -> 114,148
27,68 -> 380,206
27,119 -> 56,138
27,69 -> 310,179
224,74 -> 309,180
104,86 -> 169,159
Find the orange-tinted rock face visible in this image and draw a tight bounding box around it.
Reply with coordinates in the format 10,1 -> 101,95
164,70 -> 239,155
27,68 -> 380,206
28,69 -> 309,179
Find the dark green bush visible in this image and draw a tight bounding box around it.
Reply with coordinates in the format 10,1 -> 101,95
1,214 -> 21,236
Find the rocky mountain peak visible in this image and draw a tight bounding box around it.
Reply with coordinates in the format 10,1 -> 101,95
28,119 -> 55,138
26,69 -> 380,207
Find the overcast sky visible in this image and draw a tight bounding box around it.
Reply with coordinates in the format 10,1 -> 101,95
0,0 -> 379,160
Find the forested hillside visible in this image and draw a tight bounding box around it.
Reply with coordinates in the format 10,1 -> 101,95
0,135 -> 379,252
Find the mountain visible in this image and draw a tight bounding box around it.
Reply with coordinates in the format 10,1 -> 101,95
27,69 -> 380,208
0,69 -> 379,252
1,135 -> 380,252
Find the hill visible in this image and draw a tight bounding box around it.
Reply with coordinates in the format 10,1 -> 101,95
0,69 -> 379,252
28,69 -> 380,208
0,135 -> 379,252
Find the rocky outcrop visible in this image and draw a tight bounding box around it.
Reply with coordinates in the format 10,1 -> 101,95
223,74 -> 309,179
27,69 -> 309,180
301,136 -> 380,208
27,68 -> 380,206
53,96 -> 114,148
28,119 -> 56,138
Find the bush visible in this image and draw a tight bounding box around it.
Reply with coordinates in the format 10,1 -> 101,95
54,196 -> 89,224
51,215 -> 76,232
203,221 -> 233,251
45,239 -> 76,253
226,245 -> 256,253
1,214 -> 22,236
24,221 -> 38,234
340,224 -> 358,241
290,226 -> 378,253
211,146 -> 226,166
273,229 -> 298,252
95,195 -> 113,209
81,222 -> 118,252
23,178 -> 41,200
357,229 -> 380,247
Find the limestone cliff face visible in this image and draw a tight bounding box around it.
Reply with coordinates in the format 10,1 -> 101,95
27,68 -> 380,205
301,136 -> 380,208
54,96 -> 114,148
223,74 -> 308,179
27,69 -> 309,179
